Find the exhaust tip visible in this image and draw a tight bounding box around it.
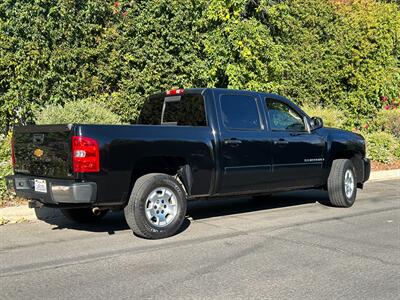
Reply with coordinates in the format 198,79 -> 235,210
92,207 -> 101,216
28,200 -> 43,209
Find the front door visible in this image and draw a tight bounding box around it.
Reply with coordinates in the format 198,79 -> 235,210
215,91 -> 272,194
265,98 -> 325,188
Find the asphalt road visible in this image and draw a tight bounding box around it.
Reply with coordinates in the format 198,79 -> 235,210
0,179 -> 399,300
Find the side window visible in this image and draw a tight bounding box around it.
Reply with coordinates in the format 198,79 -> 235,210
220,95 -> 261,130
266,99 -> 305,131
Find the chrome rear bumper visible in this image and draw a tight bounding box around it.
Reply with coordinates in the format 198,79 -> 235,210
5,175 -> 96,204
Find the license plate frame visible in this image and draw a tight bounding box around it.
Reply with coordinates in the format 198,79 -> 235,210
34,179 -> 47,193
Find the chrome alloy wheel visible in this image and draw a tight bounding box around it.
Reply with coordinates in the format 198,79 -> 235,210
344,169 -> 354,199
144,187 -> 178,227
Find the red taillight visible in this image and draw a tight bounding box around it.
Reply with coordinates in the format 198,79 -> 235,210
72,136 -> 100,173
166,89 -> 184,96
11,135 -> 16,166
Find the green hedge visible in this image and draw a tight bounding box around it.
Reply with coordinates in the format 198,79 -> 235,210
374,108 -> 400,139
364,132 -> 400,163
302,105 -> 347,129
1,0 -> 399,132
0,133 -> 13,205
35,99 -> 123,125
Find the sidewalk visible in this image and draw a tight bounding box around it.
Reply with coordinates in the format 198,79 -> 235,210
369,168 -> 400,181
0,205 -> 62,224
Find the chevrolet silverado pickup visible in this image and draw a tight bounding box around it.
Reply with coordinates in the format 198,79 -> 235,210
6,88 -> 370,239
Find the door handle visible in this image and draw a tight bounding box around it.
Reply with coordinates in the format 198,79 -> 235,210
274,139 -> 289,145
224,139 -> 242,146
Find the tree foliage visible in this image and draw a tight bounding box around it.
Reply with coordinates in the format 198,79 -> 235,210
0,133 -> 12,204
0,0 -> 399,132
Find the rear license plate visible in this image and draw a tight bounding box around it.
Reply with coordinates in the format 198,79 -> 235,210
34,179 -> 47,193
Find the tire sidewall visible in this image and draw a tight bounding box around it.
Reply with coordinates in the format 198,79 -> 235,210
340,161 -> 357,206
133,175 -> 187,238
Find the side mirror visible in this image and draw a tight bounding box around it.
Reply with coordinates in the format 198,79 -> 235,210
310,117 -> 323,130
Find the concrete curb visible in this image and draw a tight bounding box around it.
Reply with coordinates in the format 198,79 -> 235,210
369,169 -> 400,181
0,206 -> 62,225
0,205 -> 36,224
1,169 -> 399,225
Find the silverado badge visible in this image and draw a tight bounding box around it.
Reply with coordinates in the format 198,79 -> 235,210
33,148 -> 44,158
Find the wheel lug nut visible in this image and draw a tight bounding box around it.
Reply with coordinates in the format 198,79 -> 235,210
164,205 -> 167,208
154,205 -> 157,209
156,210 -> 159,214
161,210 -> 164,214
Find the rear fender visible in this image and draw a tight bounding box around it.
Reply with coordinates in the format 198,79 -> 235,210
127,157 -> 191,203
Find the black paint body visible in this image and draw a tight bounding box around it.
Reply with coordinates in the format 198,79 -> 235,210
9,88 -> 370,208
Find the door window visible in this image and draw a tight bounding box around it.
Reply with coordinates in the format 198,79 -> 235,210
220,95 -> 261,130
266,99 -> 305,131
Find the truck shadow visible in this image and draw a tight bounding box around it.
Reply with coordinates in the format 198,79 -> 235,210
36,189 -> 330,235
188,189 -> 330,220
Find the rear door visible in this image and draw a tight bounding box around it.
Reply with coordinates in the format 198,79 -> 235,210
265,97 -> 325,188
215,91 -> 272,194
13,125 -> 73,179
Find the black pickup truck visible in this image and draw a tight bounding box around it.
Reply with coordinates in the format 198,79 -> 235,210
6,88 -> 370,239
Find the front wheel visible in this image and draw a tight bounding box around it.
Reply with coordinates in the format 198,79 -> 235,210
124,173 -> 187,239
327,159 -> 357,207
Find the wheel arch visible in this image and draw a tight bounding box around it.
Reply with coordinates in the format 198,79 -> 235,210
328,150 -> 364,184
128,156 -> 193,202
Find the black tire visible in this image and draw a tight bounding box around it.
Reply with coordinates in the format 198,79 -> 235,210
61,208 -> 108,223
124,173 -> 187,239
327,159 -> 357,207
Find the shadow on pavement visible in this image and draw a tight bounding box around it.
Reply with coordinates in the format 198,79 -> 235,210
35,208 -> 130,234
35,189 -> 330,235
187,189 -> 330,220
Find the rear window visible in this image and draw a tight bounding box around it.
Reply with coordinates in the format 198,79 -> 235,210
138,93 -> 207,126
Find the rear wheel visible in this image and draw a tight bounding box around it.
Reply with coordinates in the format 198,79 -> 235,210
124,173 -> 187,239
61,208 -> 108,223
327,159 -> 357,207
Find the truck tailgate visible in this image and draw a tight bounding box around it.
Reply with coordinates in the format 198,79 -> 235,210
13,125 -> 73,179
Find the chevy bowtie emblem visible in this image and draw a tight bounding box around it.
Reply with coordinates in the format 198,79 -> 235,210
33,148 -> 44,158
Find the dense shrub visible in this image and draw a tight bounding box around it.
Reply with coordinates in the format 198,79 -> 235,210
373,108 -> 400,139
35,99 -> 123,125
302,105 -> 347,129
0,0 -> 399,132
365,132 -> 400,163
395,143 -> 400,160
0,133 -> 13,205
